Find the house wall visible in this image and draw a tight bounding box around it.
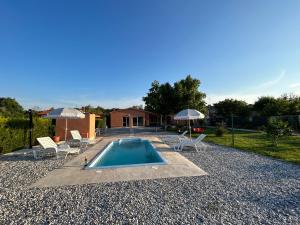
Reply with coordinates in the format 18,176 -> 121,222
110,109 -> 148,128
55,113 -> 95,140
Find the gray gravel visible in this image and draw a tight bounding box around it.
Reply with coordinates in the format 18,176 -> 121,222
0,136 -> 299,225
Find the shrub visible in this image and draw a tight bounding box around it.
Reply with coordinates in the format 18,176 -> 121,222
166,125 -> 177,132
95,119 -> 106,128
0,117 -> 52,154
215,124 -> 227,137
265,118 -> 292,147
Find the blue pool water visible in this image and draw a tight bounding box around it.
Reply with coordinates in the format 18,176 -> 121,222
88,138 -> 166,168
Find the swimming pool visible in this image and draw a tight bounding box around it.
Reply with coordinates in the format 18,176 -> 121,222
87,138 -> 167,169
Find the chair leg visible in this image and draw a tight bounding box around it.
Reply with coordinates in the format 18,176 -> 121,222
33,150 -> 37,159
179,144 -> 183,151
65,152 -> 69,159
195,144 -> 199,152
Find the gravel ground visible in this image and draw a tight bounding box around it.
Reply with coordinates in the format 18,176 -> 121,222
0,136 -> 299,225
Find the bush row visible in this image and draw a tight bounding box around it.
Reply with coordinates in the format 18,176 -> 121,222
0,117 -> 53,154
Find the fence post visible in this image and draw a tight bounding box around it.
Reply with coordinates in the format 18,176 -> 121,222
231,113 -> 234,147
29,109 -> 33,149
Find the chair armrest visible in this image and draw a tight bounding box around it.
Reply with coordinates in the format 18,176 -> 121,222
81,138 -> 90,142
57,143 -> 70,150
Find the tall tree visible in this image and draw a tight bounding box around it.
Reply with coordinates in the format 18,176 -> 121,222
131,105 -> 144,110
143,80 -> 161,113
143,81 -> 175,120
143,75 -> 207,115
0,97 -> 24,117
254,96 -> 286,116
158,82 -> 176,120
82,105 -> 106,115
174,75 -> 206,113
214,99 -> 250,116
280,93 -> 300,115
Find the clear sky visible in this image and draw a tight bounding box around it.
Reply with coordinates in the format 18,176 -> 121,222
0,0 -> 299,109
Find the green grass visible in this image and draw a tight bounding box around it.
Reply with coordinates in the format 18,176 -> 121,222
191,128 -> 300,164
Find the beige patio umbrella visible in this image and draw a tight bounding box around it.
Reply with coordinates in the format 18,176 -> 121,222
174,109 -> 205,139
45,108 -> 85,141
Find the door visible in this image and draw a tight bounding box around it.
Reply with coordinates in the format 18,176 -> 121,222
123,117 -> 129,127
132,117 -> 137,126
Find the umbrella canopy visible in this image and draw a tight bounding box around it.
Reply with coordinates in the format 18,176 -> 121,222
45,108 -> 85,140
174,109 -> 205,138
46,108 -> 85,119
174,109 -> 205,120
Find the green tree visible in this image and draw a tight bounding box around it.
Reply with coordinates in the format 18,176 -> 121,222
131,105 -> 144,110
0,97 -> 24,117
174,75 -> 206,113
159,82 -> 176,126
214,99 -> 250,116
82,105 -> 106,115
281,94 -> 300,115
143,75 -> 207,128
143,80 -> 161,113
143,81 -> 176,128
265,118 -> 292,147
253,96 -> 286,116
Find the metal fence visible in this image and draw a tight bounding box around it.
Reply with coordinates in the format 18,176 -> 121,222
208,115 -> 300,132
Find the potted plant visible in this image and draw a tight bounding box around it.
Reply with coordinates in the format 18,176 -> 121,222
49,124 -> 60,143
53,135 -> 60,143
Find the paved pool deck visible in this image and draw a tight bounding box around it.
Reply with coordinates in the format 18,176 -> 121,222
31,135 -> 207,187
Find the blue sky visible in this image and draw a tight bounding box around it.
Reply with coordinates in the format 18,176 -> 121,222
0,0 -> 299,109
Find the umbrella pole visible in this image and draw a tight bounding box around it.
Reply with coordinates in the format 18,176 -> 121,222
189,119 -> 191,139
65,119 -> 68,141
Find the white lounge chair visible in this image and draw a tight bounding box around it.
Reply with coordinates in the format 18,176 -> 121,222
70,130 -> 90,147
36,137 -> 80,159
174,134 -> 207,152
164,130 -> 188,142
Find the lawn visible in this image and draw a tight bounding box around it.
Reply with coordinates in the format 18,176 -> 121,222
191,128 -> 300,164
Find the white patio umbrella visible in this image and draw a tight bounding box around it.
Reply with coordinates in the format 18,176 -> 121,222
45,108 -> 85,141
174,109 -> 205,139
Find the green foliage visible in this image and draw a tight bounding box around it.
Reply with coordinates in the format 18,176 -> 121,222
0,97 -> 24,118
143,75 -> 207,116
214,99 -> 250,117
265,118 -> 292,147
131,105 -> 144,110
82,105 -> 106,115
254,94 -> 300,116
95,119 -> 106,128
48,124 -> 56,137
158,82 -> 176,115
173,75 -> 207,113
166,125 -> 177,132
215,124 -> 227,137
0,117 -> 52,154
143,80 -> 161,113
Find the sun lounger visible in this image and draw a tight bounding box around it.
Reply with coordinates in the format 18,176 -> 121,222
164,130 -> 188,142
70,130 -> 90,143
36,137 -> 80,159
174,134 -> 206,152
70,130 -> 90,148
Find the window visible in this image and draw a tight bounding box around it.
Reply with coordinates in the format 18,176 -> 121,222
138,117 -> 144,126
132,117 -> 143,126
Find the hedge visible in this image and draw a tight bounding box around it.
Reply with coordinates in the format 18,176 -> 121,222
95,118 -> 106,128
0,117 -> 53,154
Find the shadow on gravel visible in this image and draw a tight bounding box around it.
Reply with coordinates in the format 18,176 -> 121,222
0,154 -> 56,162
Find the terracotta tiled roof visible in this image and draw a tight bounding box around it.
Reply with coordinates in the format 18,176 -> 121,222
37,109 -> 53,116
